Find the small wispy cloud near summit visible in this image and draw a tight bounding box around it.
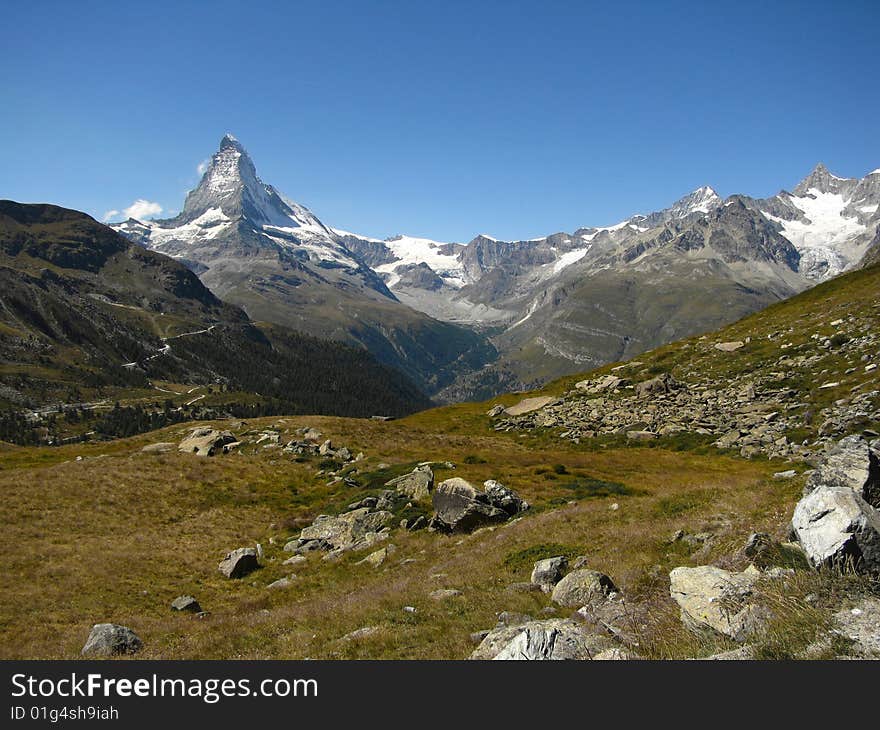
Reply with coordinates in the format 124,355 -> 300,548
103,199 -> 163,223
197,159 -> 210,176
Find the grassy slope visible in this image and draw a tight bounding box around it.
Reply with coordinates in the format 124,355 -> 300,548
0,264 -> 877,659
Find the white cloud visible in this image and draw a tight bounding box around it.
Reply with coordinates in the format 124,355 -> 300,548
125,199 -> 163,220
197,159 -> 210,175
101,199 -> 164,223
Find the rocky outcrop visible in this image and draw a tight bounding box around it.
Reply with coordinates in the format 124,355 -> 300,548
179,428 -> 237,456
791,486 -> 880,573
289,508 -> 393,556
386,466 -> 434,501
81,624 -> 143,656
669,565 -> 763,642
218,547 -> 260,579
430,478 -> 528,533
550,569 -> 618,608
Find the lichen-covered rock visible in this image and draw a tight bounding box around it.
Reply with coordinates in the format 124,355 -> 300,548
178,428 -> 237,456
386,466 -> 434,501
550,569 -> 618,608
296,508 -> 393,554
81,623 -> 143,656
669,565 -> 763,641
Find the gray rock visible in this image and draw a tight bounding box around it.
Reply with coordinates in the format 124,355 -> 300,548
714,341 -> 745,352
340,626 -> 379,642
386,467 -> 434,501
178,428 -> 237,456
218,547 -> 260,579
669,565 -> 763,641
298,508 -> 393,554
81,623 -> 142,656
267,576 -> 295,589
487,405 -> 506,418
804,435 -> 879,507
472,619 -> 613,660
635,373 -> 679,399
430,478 -> 508,533
483,479 -> 529,515
170,595 -> 201,613
531,556 -> 568,592
550,569 -> 618,608
791,486 -> 880,573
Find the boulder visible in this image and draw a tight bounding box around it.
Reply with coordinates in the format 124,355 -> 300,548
81,623 -> 143,656
218,547 -> 260,579
531,556 -> 568,593
504,396 -> 557,416
635,373 -> 679,399
714,341 -> 745,352
431,478 -> 528,532
487,405 -> 506,418
804,435 -> 879,507
386,466 -> 434,501
483,480 -> 529,515
170,595 -> 201,613
471,619 -> 613,660
551,569 -> 617,608
178,428 -> 237,456
297,508 -> 393,554
791,486 -> 880,573
669,565 -> 762,641
267,576 -> 295,590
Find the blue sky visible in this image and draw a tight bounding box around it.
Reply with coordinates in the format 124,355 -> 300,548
1,0 -> 878,241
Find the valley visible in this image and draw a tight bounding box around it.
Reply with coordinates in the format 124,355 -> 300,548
1,259 -> 877,660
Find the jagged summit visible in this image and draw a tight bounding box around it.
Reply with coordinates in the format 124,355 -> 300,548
792,162 -> 855,196
219,133 -> 242,151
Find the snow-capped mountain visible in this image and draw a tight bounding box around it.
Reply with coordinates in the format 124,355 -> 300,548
114,137 -> 879,402
113,136 -> 496,397
116,134 -> 364,274
750,163 -> 880,279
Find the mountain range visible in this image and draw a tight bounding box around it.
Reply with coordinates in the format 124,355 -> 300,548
110,136 -> 879,401
0,200 -> 430,418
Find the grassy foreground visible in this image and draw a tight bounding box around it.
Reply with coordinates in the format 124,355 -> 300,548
0,412 -> 803,660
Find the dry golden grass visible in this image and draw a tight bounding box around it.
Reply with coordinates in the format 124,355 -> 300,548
0,411 -> 805,659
